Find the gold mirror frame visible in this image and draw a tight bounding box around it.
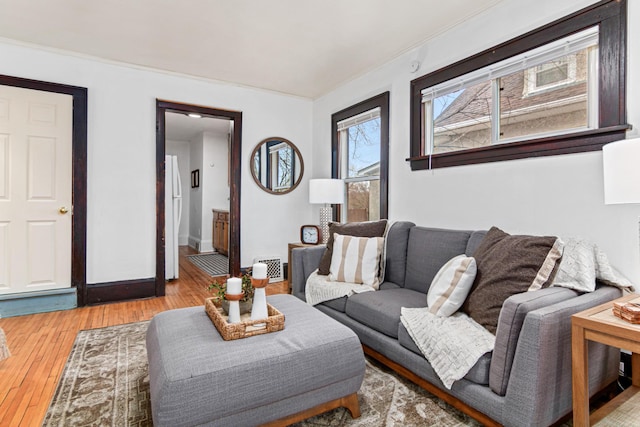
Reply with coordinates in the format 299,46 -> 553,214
250,137 -> 304,195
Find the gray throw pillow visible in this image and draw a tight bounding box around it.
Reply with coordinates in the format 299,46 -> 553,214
461,226 -> 563,334
317,220 -> 388,276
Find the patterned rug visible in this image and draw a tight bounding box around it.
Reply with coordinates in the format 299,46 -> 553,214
186,252 -> 229,276
42,321 -> 151,426
43,321 -> 481,426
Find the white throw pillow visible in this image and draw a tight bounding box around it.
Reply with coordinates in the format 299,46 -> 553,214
427,255 -> 477,317
329,233 -> 384,288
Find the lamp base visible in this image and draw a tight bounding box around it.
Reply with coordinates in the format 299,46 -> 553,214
319,206 -> 332,244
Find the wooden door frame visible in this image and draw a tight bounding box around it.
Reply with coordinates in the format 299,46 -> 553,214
155,100 -> 242,295
0,74 -> 88,305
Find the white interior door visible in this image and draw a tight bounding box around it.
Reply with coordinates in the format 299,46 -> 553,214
0,85 -> 73,295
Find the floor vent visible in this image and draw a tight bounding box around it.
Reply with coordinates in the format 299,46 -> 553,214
253,256 -> 283,283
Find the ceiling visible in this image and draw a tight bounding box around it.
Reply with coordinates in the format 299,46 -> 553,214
0,0 -> 503,99
165,112 -> 230,142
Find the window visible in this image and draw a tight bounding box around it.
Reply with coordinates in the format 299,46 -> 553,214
409,0 -> 628,170
425,28 -> 597,155
526,55 -> 577,94
332,92 -> 389,222
267,141 -> 295,192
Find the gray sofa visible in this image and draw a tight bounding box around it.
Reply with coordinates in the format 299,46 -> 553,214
291,221 -> 621,427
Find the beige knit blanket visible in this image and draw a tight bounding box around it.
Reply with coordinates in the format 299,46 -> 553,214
305,270 -> 375,306
552,238 -> 636,293
401,307 -> 494,389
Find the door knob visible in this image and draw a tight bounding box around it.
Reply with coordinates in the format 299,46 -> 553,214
59,206 -> 69,214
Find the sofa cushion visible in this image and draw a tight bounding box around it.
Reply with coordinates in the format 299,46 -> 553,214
489,286 -> 577,396
427,255 -> 477,317
383,221 -> 415,286
397,323 -> 491,385
329,234 -> 384,287
466,230 -> 487,255
317,220 -> 388,275
404,227 -> 472,293
345,288 -> 426,338
462,227 -> 564,334
319,296 -> 347,313
379,281 -> 401,290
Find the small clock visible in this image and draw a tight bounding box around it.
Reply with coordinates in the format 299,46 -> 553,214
300,225 -> 322,245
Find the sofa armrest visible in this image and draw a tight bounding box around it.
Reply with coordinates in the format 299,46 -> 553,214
501,285 -> 621,427
291,246 -> 326,301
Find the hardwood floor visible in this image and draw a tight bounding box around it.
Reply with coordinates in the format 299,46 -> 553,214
0,247 -> 289,427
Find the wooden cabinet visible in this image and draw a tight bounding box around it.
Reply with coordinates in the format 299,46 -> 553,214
212,209 -> 229,256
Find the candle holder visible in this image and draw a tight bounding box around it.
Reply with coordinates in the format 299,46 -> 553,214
225,291 -> 244,324
250,277 -> 269,328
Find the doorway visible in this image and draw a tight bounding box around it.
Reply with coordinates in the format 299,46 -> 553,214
155,100 -> 242,296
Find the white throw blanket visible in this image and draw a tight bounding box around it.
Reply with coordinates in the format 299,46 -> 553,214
401,308 -> 495,390
305,270 -> 375,306
552,238 -> 636,293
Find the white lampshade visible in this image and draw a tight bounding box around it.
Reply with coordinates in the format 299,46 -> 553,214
603,138 -> 640,205
309,179 -> 344,204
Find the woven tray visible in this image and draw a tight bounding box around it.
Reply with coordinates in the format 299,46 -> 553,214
204,297 -> 285,340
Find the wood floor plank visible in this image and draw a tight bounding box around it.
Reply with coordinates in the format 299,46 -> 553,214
0,246 -> 289,426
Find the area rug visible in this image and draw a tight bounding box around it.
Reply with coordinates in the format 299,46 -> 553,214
187,252 -> 229,276
43,320 -> 482,426
42,321 -> 151,427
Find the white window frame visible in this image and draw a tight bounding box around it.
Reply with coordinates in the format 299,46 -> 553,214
337,107 -> 381,222
421,26 -> 599,155
268,142 -> 293,192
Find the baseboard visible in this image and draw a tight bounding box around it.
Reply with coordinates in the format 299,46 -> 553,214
0,288 -> 77,318
85,278 -> 156,305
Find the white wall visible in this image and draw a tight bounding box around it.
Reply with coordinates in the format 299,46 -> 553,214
201,131 -> 230,252
312,0 -> 640,283
166,140 -> 191,246
0,40 -> 313,283
188,134 -> 204,250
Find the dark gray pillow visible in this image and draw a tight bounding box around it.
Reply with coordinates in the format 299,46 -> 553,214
317,220 -> 388,275
461,226 -> 563,334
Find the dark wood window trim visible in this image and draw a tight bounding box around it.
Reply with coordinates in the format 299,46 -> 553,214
331,91 -> 389,220
409,0 -> 629,170
156,100 -> 242,293
0,74 -> 88,306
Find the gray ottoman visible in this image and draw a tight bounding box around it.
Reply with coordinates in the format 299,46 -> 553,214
146,294 -> 365,426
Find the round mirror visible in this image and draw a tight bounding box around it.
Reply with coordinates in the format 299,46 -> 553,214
250,137 -> 304,194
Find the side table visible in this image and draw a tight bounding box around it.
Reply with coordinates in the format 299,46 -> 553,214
287,242 -> 323,292
572,293 -> 640,426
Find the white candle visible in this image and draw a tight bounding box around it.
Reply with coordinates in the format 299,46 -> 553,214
226,277 -> 242,295
252,263 -> 268,279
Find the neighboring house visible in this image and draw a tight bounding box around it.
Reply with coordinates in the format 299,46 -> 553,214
347,162 -> 380,222
434,51 -> 590,153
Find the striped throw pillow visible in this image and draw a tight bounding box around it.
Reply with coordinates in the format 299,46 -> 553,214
427,255 -> 477,317
329,234 -> 384,287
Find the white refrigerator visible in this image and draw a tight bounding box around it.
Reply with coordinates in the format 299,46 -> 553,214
165,155 -> 182,280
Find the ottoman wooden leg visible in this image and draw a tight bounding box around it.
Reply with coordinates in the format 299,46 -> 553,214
261,392 -> 361,426
342,393 -> 361,418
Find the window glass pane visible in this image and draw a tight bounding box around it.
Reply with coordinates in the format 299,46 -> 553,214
270,145 -> 293,191
433,82 -> 493,154
346,117 -> 381,178
536,61 -> 569,87
346,180 -> 380,222
500,48 -> 592,141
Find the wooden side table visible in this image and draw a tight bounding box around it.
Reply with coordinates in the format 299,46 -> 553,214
572,294 -> 640,426
287,242 -> 322,293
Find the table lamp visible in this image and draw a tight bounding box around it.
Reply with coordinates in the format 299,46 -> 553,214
603,138 -> 640,204
309,178 -> 344,243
